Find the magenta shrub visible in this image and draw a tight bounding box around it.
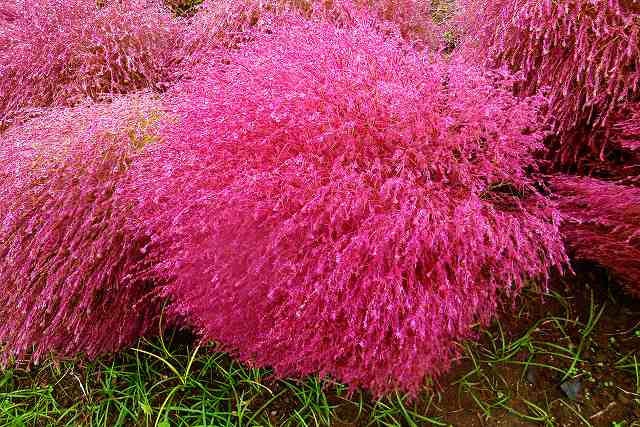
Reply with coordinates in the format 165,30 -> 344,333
0,0 -> 180,129
457,0 -> 640,292
177,0 -> 437,78
0,95 -> 163,365
613,104 -> 640,153
0,3 -> 18,22
550,176 -> 640,298
457,0 -> 640,169
129,15 -> 566,395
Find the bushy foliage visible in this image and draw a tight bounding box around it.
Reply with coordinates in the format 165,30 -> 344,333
550,176 -> 640,298
0,95 -> 163,365
177,0 -> 437,78
613,103 -> 640,152
0,2 -> 18,22
362,0 -> 436,46
129,15 -> 566,395
457,0 -> 640,169
456,0 -> 640,291
0,0 -> 180,129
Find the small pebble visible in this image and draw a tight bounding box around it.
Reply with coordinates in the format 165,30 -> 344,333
526,366 -> 537,385
560,378 -> 582,401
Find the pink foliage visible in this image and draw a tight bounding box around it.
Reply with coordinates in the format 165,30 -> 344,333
457,0 -> 640,169
0,0 -> 181,129
129,16 -> 566,395
0,95 -> 163,365
0,3 -> 18,22
551,176 -> 640,298
361,0 -> 436,47
458,0 -> 640,293
613,103 -> 640,152
177,0 -> 437,78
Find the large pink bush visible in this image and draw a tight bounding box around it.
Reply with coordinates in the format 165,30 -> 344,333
0,95 -> 163,365
550,176 -> 640,298
456,0 -> 640,292
0,0 -> 180,129
129,15 -> 566,395
457,0 -> 640,169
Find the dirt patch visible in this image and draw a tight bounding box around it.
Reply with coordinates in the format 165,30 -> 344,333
429,263 -> 640,426
2,263 -> 639,426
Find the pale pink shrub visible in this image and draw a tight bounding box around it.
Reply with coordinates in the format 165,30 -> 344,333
0,95 -> 164,365
0,0 -> 181,129
176,0 -> 437,78
550,176 -> 640,298
364,0 -> 435,46
130,16 -> 566,395
456,0 -> 640,169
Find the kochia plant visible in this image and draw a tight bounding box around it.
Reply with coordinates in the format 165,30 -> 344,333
0,0 -> 180,129
176,0 -> 437,78
550,176 -> 640,298
456,0 -> 640,290
131,15 -> 566,395
457,0 -> 640,169
0,95 -> 163,365
613,103 -> 640,153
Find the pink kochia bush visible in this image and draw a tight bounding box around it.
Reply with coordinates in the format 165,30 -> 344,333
130,15 -> 566,395
550,176 -> 640,298
177,0 -> 437,78
613,103 -> 640,153
0,95 -> 163,365
456,0 -> 640,291
457,0 -> 640,169
0,0 -> 181,129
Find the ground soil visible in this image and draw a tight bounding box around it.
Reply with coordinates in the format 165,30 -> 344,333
325,263 -> 640,426
4,263 -> 639,426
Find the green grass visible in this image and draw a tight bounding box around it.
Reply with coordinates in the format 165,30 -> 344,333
1,278 -> 639,426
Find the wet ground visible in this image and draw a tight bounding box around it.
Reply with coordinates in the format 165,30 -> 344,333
2,263 -> 639,426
